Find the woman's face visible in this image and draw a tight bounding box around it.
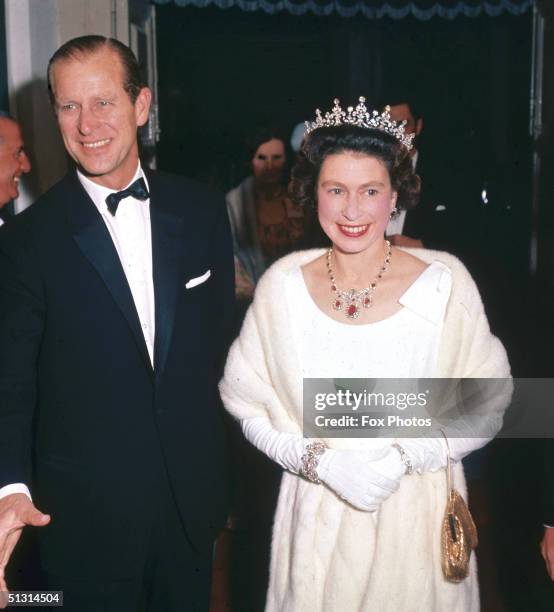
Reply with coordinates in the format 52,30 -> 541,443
252,138 -> 286,184
317,151 -> 397,254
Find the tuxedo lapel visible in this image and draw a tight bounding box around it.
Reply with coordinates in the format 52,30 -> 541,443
148,172 -> 185,379
63,173 -> 153,374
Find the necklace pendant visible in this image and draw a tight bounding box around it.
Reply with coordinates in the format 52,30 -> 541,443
327,240 -> 391,320
346,303 -> 359,319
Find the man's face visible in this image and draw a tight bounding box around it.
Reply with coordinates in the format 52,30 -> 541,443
0,118 -> 31,206
388,103 -> 423,137
50,48 -> 151,190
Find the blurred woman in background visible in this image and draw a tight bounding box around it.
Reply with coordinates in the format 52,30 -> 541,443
227,127 -> 308,297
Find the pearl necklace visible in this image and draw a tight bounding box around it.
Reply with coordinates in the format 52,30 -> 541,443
326,240 -> 392,320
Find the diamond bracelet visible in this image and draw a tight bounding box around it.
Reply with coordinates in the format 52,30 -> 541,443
392,442 -> 414,475
300,441 -> 328,484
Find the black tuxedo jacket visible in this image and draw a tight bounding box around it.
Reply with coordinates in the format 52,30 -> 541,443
0,169 -> 234,579
402,149 -> 479,256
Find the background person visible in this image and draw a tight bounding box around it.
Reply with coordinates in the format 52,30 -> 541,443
0,113 -> 31,225
384,97 -> 464,254
226,127 -> 308,292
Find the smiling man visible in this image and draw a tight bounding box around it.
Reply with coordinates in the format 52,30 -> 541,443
0,114 -> 31,224
0,36 -> 234,612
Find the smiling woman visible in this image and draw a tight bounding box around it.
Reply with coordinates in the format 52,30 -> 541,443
317,153 -> 396,251
290,117 -> 424,325
220,98 -> 511,611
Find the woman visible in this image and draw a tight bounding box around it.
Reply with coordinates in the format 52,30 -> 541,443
226,127 -> 308,290
220,98 -> 510,611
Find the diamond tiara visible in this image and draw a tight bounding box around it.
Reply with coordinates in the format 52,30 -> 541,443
304,96 -> 415,151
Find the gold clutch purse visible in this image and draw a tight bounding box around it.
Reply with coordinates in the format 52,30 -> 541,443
441,434 -> 478,582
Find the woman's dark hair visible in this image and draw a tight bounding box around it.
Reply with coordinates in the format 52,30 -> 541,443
47,35 -> 146,105
244,126 -> 293,185
290,125 -> 420,211
245,126 -> 288,160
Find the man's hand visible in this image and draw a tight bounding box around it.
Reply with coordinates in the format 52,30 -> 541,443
388,234 -> 424,249
541,526 -> 554,580
0,494 -> 50,602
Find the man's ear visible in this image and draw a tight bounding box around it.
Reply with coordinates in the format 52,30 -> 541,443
134,87 -> 152,127
415,117 -> 424,136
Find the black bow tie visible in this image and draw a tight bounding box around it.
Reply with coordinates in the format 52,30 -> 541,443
105,177 -> 149,216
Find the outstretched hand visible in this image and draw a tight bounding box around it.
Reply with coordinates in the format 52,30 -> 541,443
0,494 -> 50,607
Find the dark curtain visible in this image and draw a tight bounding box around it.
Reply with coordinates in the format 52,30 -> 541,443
155,2 -> 532,347
153,0 -> 532,19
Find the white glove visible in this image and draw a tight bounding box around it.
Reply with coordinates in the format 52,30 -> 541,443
241,417 -> 407,512
317,446 -> 405,512
240,416 -> 306,474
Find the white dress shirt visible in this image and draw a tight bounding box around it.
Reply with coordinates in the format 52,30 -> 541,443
0,162 -> 155,502
77,163 -> 155,364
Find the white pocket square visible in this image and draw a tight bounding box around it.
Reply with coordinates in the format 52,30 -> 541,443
185,270 -> 211,289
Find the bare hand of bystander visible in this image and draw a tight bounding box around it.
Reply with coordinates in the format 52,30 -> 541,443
0,494 -> 50,608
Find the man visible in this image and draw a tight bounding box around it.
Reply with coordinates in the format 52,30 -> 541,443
0,35 -> 234,611
384,99 -> 455,252
0,113 -> 31,224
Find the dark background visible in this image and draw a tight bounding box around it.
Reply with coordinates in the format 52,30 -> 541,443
154,6 -> 554,612
156,6 -> 532,195
156,5 -> 534,365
